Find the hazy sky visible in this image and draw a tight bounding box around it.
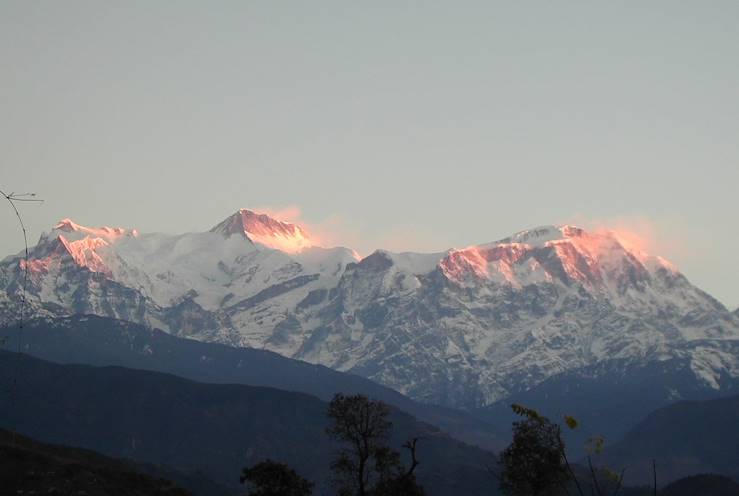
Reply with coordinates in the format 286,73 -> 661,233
1,1 -> 737,308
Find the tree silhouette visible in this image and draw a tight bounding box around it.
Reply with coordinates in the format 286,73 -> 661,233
240,459 -> 313,496
372,438 -> 424,496
498,405 -> 569,496
326,394 -> 424,496
499,404 -> 635,496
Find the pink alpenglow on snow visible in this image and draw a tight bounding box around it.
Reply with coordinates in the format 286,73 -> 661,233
53,218 -> 139,241
210,209 -> 315,253
19,219 -> 138,276
439,225 -> 677,289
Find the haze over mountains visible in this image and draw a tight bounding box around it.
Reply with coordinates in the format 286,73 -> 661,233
1,209 -> 738,412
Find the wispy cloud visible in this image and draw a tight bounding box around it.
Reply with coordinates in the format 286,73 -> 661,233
562,213 -> 693,264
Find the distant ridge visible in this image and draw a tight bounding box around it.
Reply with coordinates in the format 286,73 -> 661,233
596,394 -> 739,486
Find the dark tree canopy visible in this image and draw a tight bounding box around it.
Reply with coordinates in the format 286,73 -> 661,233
240,459 -> 313,496
498,410 -> 568,496
327,393 -> 393,448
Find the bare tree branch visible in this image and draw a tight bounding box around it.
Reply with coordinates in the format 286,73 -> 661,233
402,437 -> 420,477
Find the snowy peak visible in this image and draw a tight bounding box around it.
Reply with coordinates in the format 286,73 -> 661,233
20,219 -> 138,276
21,233 -> 112,276
210,209 -> 314,253
494,225 -> 576,247
490,224 -> 621,249
3,215 -> 738,411
440,225 -> 676,290
52,218 -> 138,242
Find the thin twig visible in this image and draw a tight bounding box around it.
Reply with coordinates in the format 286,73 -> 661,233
587,456 -> 603,496
611,468 -> 626,496
561,447 -> 586,496
652,459 -> 657,496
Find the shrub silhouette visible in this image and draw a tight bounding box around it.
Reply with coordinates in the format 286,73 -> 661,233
240,459 -> 313,496
498,405 -> 569,496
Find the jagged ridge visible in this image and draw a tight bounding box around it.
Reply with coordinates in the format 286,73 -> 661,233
1,214 -> 738,410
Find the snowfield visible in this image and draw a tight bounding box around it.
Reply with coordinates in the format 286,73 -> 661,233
2,211 -> 738,409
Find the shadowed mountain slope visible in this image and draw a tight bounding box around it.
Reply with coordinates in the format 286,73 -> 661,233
0,428 -> 201,496
0,314 -> 501,450
660,474 -> 739,496
475,358 -> 739,458
595,395 -> 739,487
0,351 -> 494,496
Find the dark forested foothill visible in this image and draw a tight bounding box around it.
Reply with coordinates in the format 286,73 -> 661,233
0,351 -> 491,496
660,474 -> 739,496
0,429 -> 193,496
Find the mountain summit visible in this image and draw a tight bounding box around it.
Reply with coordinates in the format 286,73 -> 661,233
53,218 -> 138,241
210,209 -> 314,253
20,219 -> 138,277
440,224 -> 677,293
1,217 -> 737,409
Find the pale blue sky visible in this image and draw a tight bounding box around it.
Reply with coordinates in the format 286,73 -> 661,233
1,1 -> 737,308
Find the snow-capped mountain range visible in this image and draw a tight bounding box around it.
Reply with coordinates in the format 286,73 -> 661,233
1,209 -> 738,409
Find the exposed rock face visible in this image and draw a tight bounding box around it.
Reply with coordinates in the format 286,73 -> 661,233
2,216 -> 738,409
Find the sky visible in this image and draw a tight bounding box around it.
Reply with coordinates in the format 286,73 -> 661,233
0,1 -> 737,308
